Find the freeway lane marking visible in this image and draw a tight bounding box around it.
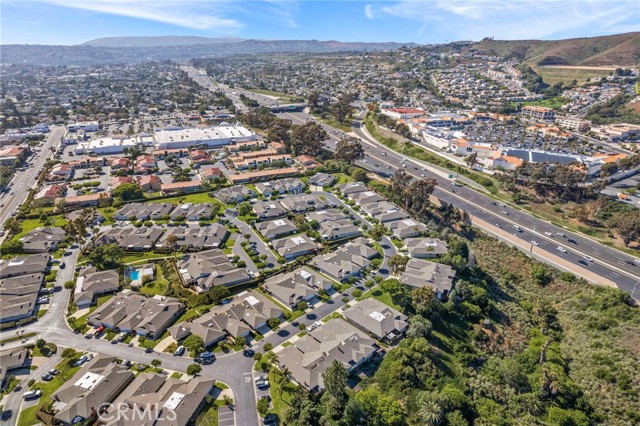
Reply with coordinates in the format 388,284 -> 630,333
348,123 -> 640,285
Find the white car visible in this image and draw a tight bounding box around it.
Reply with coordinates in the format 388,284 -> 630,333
23,390 -> 42,400
531,241 -> 539,246
557,246 -> 567,253
583,256 -> 593,262
544,232 -> 553,237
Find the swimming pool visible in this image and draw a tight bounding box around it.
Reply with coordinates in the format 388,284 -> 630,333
130,270 -> 140,281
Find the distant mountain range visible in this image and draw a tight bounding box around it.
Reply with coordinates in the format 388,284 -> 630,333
466,32 -> 640,67
1,36 -> 418,66
79,36 -> 247,47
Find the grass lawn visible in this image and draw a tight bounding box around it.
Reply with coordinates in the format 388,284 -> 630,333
268,370 -> 298,421
194,399 -> 218,426
311,112 -> 353,132
361,288 -> 403,311
14,217 -> 68,240
139,330 -> 169,349
18,358 -> 83,426
123,251 -> 171,264
537,66 -> 613,86
138,264 -> 169,296
175,302 -> 217,324
147,192 -> 224,206
333,172 -> 354,185
245,88 -> 301,103
523,96 -> 571,110
170,372 -> 182,379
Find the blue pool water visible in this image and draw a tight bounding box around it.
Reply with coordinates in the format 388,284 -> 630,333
130,270 -> 140,280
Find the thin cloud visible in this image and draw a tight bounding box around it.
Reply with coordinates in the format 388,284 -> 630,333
365,4 -> 375,20
264,0 -> 300,28
37,0 -> 242,30
380,0 -> 639,40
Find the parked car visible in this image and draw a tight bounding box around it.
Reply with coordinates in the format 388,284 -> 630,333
41,374 -> 53,381
256,379 -> 270,389
174,346 -> 185,356
73,355 -> 88,366
48,369 -> 60,375
23,390 -> 42,400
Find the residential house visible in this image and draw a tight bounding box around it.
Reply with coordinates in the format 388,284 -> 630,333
0,347 -> 29,390
178,249 -> 251,291
295,155 -> 320,170
253,200 -> 287,221
262,267 -> 333,309
214,185 -> 256,204
34,183 -> 66,206
399,258 -> 456,300
272,235 -> 320,261
342,298 -> 408,341
169,203 -> 215,221
360,201 -> 409,223
226,167 -> 299,184
308,173 -> 336,188
47,163 -> 73,181
110,157 -> 130,171
279,194 -> 330,213
61,193 -> 110,210
51,356 -> 134,426
387,218 -> 428,239
99,227 -> 164,251
102,373 -> 215,426
88,291 -> 184,337
255,178 -> 305,197
156,224 -> 229,252
137,174 -> 162,192
74,268 -> 120,309
307,209 -> 360,241
406,238 -> 449,258
189,150 -> 211,166
0,272 -> 43,323
337,182 -> 369,196
256,218 -> 298,240
115,203 -> 174,221
18,227 -> 65,253
278,318 -> 376,391
310,238 -> 376,282
0,253 -> 50,279
199,167 -> 222,181
134,155 -> 156,173
160,179 -> 202,195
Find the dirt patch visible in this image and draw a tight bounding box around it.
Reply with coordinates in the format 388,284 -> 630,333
625,101 -> 640,114
542,65 -> 618,71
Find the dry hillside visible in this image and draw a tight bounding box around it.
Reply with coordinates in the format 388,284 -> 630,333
467,32 -> 640,67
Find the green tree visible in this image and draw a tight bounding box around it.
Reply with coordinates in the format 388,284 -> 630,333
35,339 -> 47,350
187,363 -> 202,376
257,398 -> 270,417
406,315 -> 432,339
111,182 -> 144,201
290,121 -> 328,157
353,386 -> 406,426
321,360 -> 349,420
531,264 -> 552,286
388,254 -> 409,275
285,387 -> 321,426
88,243 -> 124,270
267,317 -> 281,329
183,335 -> 205,355
418,396 -> 443,426
335,137 -> 365,163
151,358 -> 162,367
64,280 -> 75,290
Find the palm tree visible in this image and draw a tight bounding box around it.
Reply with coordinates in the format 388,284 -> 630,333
280,367 -> 291,384
418,398 -> 443,426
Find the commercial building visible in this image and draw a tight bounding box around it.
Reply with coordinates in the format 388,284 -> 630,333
155,125 -> 256,150
521,105 -> 555,121
555,116 -> 591,132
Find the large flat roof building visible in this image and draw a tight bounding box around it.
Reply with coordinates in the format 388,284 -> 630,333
155,125 -> 256,150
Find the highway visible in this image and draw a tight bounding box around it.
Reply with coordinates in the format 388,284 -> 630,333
0,126 -> 65,242
184,68 -> 640,295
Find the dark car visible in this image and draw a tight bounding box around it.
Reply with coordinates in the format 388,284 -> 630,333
41,374 -> 53,381
567,238 -> 577,244
144,347 -> 154,353
243,349 -> 255,357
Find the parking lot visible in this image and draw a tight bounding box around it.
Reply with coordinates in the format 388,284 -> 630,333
218,405 -> 236,426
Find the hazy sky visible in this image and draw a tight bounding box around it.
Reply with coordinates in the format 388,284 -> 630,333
1,0 -> 638,45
